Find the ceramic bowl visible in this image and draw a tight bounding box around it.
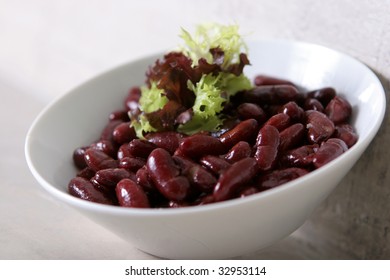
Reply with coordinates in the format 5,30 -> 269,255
25,40 -> 386,259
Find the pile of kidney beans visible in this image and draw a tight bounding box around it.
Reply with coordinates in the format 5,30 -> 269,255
68,75 -> 358,208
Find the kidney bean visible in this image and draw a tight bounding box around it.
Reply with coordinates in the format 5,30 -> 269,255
112,122 -> 136,144
146,131 -> 184,154
73,146 -> 88,169
334,124 -> 358,148
325,96 -> 352,124
119,157 -> 146,172
128,139 -> 157,158
304,98 -> 324,112
109,110 -> 130,122
237,103 -> 267,123
312,138 -> 348,169
76,167 -> 95,180
254,75 -> 295,86
281,144 -> 318,167
258,168 -> 309,189
147,148 -> 190,201
239,186 -> 258,198
135,166 -> 155,193
263,113 -> 291,132
124,86 -> 141,113
68,177 -> 115,205
199,155 -> 231,175
213,158 -> 259,202
244,85 -> 299,105
305,110 -> 335,144
279,101 -> 305,123
90,140 -> 117,158
84,148 -> 118,171
219,119 -> 258,148
173,156 -> 217,192
254,125 -> 280,171
307,87 -> 336,106
193,193 -> 215,205
279,123 -> 305,151
91,168 -> 134,189
117,143 -> 132,160
100,119 -> 122,142
178,134 -> 226,158
224,141 -> 252,163
116,179 -> 150,208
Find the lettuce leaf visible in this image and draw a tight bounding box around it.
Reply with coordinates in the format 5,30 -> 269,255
139,81 -> 168,113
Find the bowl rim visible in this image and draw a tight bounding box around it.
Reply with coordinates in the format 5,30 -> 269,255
25,39 -> 387,217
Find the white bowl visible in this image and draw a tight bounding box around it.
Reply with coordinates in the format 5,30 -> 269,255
25,40 -> 386,259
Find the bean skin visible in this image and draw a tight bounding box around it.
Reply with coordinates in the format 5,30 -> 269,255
146,131 -> 184,154
135,166 -> 155,193
263,113 -> 291,132
219,119 -> 258,148
325,96 -> 352,125
307,87 -> 336,106
90,140 -> 117,159
73,146 -> 88,169
255,125 -> 280,171
213,158 -> 259,202
199,155 -> 231,175
116,179 -> 150,208
178,134 -> 226,158
112,122 -> 136,144
237,103 -> 267,123
124,86 -> 141,113
68,177 -> 115,205
100,119 -> 122,142
224,141 -> 252,163
254,75 -> 295,87
109,110 -> 130,122
128,139 -> 157,159
239,186 -> 258,197
279,123 -> 305,151
244,85 -> 300,105
84,149 -> 118,171
312,138 -> 348,169
304,98 -> 324,112
258,168 -> 309,189
279,101 -> 305,123
334,124 -> 358,148
256,124 -> 280,147
147,148 -> 190,201
76,167 -> 95,180
91,168 -> 134,189
305,110 -> 335,144
281,144 -> 318,167
119,157 -> 146,172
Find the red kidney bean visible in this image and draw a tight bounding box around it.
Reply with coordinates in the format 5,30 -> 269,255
91,168 -> 134,189
279,101 -> 305,123
224,141 -> 252,163
146,148 -> 190,201
305,110 -> 335,144
307,87 -> 336,106
116,179 -> 150,208
84,148 -> 118,171
124,86 -> 141,113
109,110 -> 130,122
304,98 -> 324,112
90,140 -> 116,159
178,134 -> 226,158
213,158 -> 259,202
325,96 -> 352,124
237,103 -> 267,123
76,167 -> 95,180
258,168 -> 309,189
244,85 -> 299,105
128,139 -> 157,158
279,123 -> 305,151
135,166 -> 155,193
193,193 -> 215,205
254,75 -> 295,86
68,177 -> 115,205
312,138 -> 347,168
100,119 -> 122,142
112,122 -> 136,144
254,125 -> 280,171
334,124 -> 358,148
73,146 -> 88,169
117,143 -> 132,160
281,144 -> 318,167
263,113 -> 291,131
119,157 -> 146,172
146,131 -> 184,154
219,119 -> 258,149
199,155 -> 231,175
173,156 -> 216,192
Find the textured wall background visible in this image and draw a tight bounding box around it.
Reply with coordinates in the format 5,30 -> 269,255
1,0 -> 389,259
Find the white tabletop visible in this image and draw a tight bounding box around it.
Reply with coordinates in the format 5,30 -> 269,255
1,0 -> 389,259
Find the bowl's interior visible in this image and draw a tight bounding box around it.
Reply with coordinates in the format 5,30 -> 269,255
25,40 -> 386,212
